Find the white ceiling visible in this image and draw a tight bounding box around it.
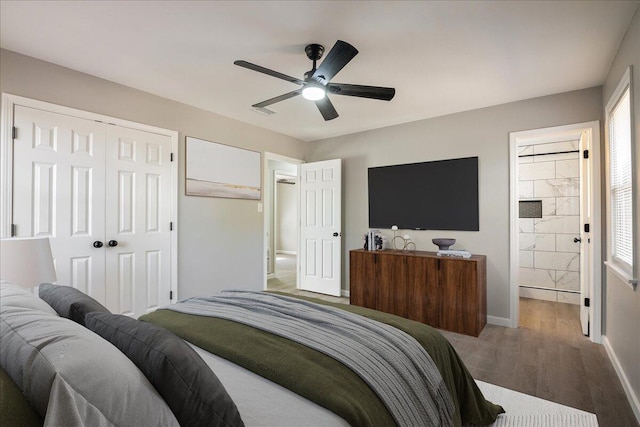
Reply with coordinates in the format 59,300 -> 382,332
1,1 -> 638,142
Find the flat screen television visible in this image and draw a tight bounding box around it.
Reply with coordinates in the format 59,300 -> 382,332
368,156 -> 479,231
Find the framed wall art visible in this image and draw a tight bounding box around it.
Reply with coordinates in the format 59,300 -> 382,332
186,136 -> 261,200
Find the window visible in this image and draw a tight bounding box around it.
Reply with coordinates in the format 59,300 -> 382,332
606,67 -> 634,278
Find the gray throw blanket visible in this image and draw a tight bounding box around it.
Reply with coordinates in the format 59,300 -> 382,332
166,290 -> 455,427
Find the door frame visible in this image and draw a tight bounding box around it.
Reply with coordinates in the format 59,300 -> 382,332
509,121 -> 602,343
262,152 -> 303,290
0,93 -> 179,301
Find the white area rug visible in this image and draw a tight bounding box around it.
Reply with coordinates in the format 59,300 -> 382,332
475,381 -> 599,426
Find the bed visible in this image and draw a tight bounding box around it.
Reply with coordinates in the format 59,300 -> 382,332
0,282 -> 504,426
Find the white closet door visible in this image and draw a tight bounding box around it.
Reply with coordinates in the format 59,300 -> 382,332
12,106 -> 173,316
104,125 -> 172,316
12,106 -> 107,301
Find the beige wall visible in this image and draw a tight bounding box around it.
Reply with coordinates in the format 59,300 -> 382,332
0,49 -> 307,299
307,87 -> 602,321
602,6 -> 640,419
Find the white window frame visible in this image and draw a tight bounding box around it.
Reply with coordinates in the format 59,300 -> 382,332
604,66 -> 637,290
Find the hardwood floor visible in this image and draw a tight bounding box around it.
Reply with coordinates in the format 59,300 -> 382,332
440,298 -> 639,427
267,254 -> 348,304
269,263 -> 638,426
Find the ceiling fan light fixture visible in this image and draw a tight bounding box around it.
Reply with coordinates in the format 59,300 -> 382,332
235,40 -> 394,121
302,85 -> 326,101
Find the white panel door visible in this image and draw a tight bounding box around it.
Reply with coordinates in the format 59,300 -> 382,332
12,106 -> 173,317
299,159 -> 342,296
105,125 -> 172,316
13,106 -> 107,301
579,130 -> 591,336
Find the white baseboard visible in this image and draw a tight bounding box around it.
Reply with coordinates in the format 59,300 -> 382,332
276,250 -> 297,255
603,336 -> 640,424
341,289 -> 350,298
487,315 -> 512,327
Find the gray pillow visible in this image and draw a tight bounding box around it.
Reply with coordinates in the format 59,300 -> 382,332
0,298 -> 179,426
39,283 -> 109,326
0,282 -> 58,316
85,312 -> 244,427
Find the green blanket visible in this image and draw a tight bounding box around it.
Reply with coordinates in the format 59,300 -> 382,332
140,293 -> 503,426
0,365 -> 43,427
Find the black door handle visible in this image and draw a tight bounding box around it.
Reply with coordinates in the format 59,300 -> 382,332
93,241 -> 103,248
574,237 -> 582,243
333,232 -> 342,237
108,240 -> 118,247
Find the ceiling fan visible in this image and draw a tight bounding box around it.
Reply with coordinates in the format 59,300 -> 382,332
234,40 -> 395,121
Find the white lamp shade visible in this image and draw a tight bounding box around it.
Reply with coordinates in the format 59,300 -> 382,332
0,237 -> 57,288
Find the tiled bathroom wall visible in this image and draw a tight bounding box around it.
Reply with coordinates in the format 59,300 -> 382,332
518,140 -> 581,305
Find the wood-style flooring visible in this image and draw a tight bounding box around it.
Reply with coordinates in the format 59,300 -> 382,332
267,254 -> 348,304
440,298 -> 638,427
268,256 -> 637,426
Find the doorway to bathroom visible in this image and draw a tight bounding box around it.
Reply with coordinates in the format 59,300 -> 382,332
509,122 -> 601,342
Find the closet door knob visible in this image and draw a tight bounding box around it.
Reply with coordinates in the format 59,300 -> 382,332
108,240 -> 118,247
573,237 -> 582,243
93,241 -> 103,248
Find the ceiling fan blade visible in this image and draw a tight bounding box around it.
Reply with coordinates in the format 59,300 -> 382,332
315,97 -> 339,121
327,83 -> 395,101
234,60 -> 305,85
252,89 -> 302,108
311,40 -> 358,85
